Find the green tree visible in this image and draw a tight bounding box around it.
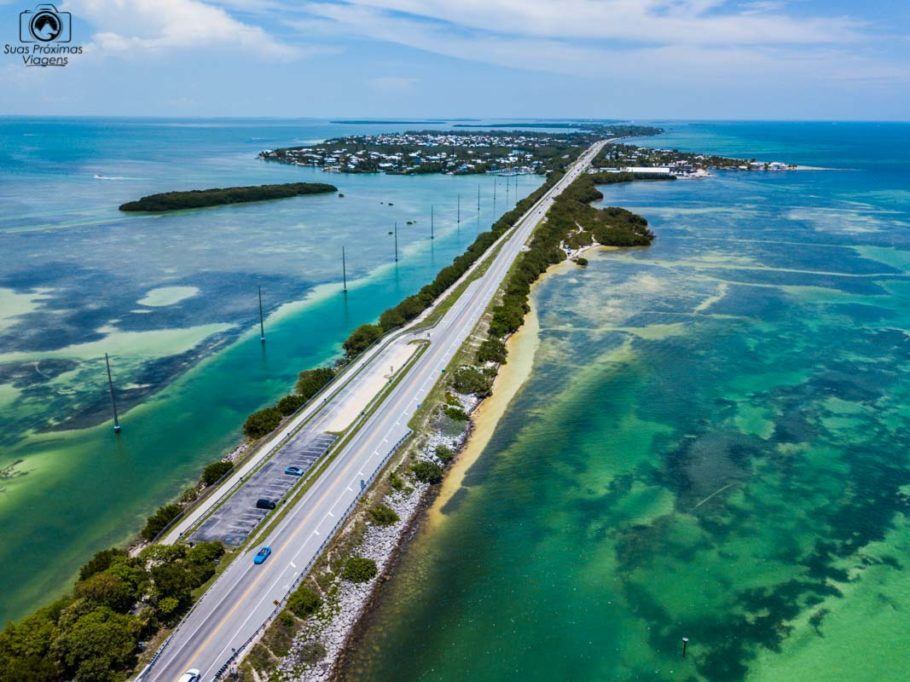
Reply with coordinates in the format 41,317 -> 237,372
78,548 -> 128,582
201,460 -> 233,486
52,607 -> 141,681
476,338 -> 507,364
74,572 -> 137,613
140,504 -> 181,542
276,394 -> 305,416
452,366 -> 492,396
243,406 -> 282,439
296,367 -> 335,399
343,324 -> 383,357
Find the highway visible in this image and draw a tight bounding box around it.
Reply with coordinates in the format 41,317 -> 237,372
143,139 -> 606,681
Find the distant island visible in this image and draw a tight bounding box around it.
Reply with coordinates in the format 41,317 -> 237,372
119,182 -> 337,212
260,125 -> 663,176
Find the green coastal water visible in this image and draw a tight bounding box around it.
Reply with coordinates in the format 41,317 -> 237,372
0,118 -> 543,624
346,122 -> 910,680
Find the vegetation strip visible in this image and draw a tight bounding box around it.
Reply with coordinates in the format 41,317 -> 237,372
119,182 -> 337,212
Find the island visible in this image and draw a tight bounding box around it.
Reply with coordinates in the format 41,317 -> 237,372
118,182 -> 337,212
258,126 -> 663,176
592,142 -> 797,176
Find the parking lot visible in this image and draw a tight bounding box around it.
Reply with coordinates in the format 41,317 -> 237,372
191,430 -> 337,546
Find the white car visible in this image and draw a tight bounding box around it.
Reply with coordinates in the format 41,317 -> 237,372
180,670 -> 201,682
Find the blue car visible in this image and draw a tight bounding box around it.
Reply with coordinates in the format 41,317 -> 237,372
284,465 -> 304,476
253,546 -> 271,565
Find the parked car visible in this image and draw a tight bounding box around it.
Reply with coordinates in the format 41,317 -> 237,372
284,465 -> 304,476
256,498 -> 276,510
180,669 -> 201,682
253,546 -> 272,565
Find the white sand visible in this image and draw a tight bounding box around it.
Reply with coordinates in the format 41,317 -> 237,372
322,341 -> 419,433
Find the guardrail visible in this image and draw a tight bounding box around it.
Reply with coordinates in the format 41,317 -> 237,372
211,431 -> 412,680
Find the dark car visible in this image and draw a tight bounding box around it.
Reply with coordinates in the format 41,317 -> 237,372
255,498 -> 276,510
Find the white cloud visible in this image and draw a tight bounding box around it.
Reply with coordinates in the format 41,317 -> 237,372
68,0 -> 300,59
292,0 -> 906,87
312,0 -> 863,46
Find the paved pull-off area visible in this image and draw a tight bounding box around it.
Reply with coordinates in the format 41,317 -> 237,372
143,140 -> 606,681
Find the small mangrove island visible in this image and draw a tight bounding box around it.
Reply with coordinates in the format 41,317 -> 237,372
119,182 -> 337,212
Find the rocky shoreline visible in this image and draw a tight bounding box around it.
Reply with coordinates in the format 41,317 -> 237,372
272,397 -> 478,681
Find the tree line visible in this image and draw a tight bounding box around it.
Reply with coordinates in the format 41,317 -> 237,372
119,182 -> 337,212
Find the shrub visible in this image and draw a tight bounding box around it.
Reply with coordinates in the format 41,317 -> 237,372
476,338 -> 507,364
574,256 -> 589,266
452,366 -> 492,396
201,460 -> 233,486
435,445 -> 454,463
411,461 -> 443,484
443,406 -> 469,422
140,504 -> 182,542
243,407 -> 282,439
276,394 -> 305,416
299,641 -> 327,664
343,324 -> 383,357
296,367 -> 335,399
388,472 -> 404,491
287,586 -> 322,619
368,503 -> 399,526
341,557 -> 378,583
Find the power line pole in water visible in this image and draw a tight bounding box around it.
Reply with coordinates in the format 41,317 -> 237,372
104,352 -> 121,434
258,286 -> 266,343
341,246 -> 348,293
493,177 -> 497,215
457,194 -> 461,226
430,205 -> 435,240
394,222 -> 399,262
681,637 -> 689,658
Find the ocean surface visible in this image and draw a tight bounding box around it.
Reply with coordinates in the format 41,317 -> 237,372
0,117 -> 543,624
345,122 -> 910,680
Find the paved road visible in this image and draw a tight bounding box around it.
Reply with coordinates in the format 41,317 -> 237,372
144,140 -> 605,681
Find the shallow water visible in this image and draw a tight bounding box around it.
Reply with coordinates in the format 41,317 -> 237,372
0,117 -> 542,624
345,122 -> 910,681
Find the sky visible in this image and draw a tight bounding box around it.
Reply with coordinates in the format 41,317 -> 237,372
0,0 -> 908,120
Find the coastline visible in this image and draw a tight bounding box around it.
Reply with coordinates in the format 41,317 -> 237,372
326,247 -> 602,680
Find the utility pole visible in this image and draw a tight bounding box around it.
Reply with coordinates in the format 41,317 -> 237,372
430,205 -> 435,240
477,184 -> 480,214
258,286 -> 266,343
394,222 -> 399,262
457,194 -> 461,226
341,246 -> 347,293
105,353 -> 121,434
493,177 -> 497,215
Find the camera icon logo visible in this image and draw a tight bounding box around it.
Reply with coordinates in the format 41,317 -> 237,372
19,4 -> 71,43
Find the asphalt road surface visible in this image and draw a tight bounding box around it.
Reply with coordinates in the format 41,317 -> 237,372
143,140 -> 606,681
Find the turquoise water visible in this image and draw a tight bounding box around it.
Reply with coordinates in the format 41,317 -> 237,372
346,122 -> 910,680
0,118 -> 542,625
